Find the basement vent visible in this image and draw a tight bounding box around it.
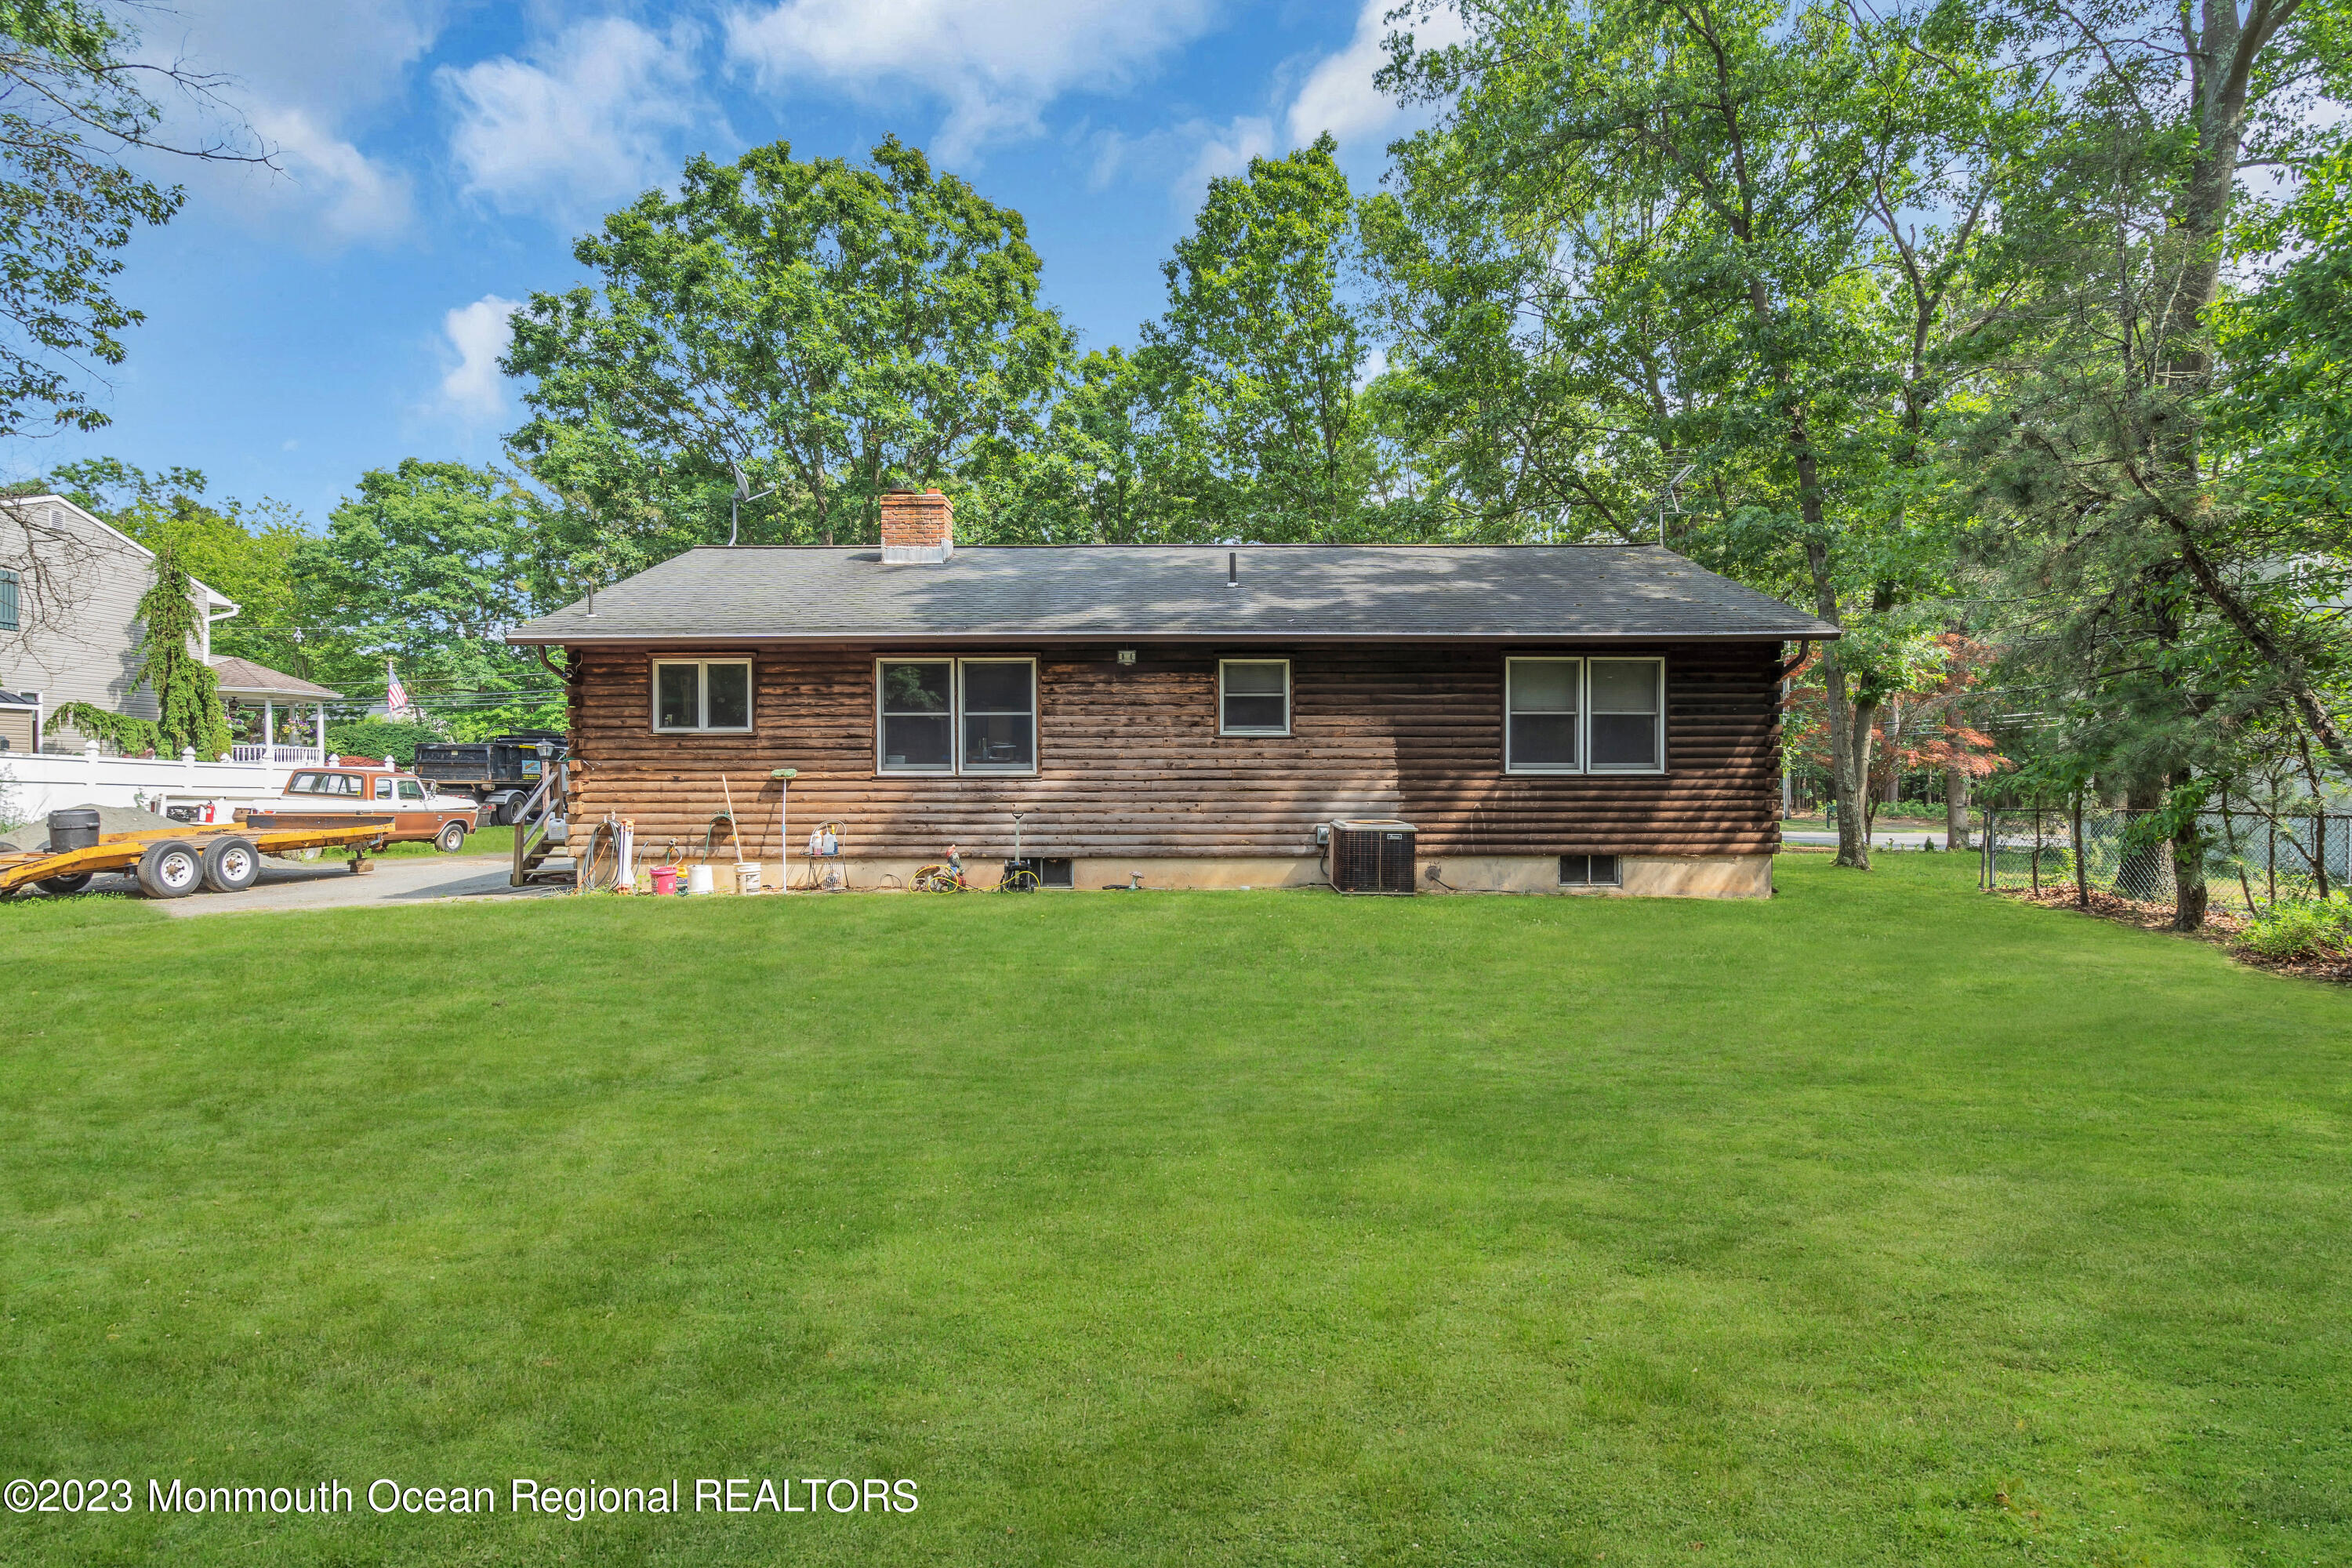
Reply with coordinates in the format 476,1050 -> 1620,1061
1559,854 -> 1622,887
1330,820 -> 1416,895
1041,858 -> 1074,888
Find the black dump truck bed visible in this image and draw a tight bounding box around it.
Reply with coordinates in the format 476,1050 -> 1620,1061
412,731 -> 568,821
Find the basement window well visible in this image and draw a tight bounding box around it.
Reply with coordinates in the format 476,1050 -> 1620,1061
1559,854 -> 1622,887
653,660 -> 753,733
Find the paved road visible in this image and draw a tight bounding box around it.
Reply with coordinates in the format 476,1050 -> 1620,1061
65,853 -> 572,917
1784,829 -> 1955,851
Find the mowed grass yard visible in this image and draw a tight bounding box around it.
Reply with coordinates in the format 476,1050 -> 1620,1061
3,856 -> 2348,1566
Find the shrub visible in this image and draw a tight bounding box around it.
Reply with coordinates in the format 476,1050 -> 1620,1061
2239,895 -> 2352,961
324,717 -> 444,768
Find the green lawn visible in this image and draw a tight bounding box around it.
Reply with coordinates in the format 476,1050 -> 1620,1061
5,858 -> 2348,1566
369,822 -> 515,858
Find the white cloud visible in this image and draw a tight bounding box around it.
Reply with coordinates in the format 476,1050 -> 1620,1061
1174,114 -> 1275,204
440,18 -> 709,218
249,107 -> 413,241
439,295 -> 521,423
133,0 -> 444,243
1283,0 -> 1465,154
724,0 -> 1219,158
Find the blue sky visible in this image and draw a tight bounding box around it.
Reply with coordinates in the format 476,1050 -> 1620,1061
9,0 -> 1455,526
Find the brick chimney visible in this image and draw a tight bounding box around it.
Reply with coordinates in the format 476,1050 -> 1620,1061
879,487 -> 953,564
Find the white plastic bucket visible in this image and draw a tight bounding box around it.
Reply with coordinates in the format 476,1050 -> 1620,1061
734,862 -> 760,895
685,863 -> 716,896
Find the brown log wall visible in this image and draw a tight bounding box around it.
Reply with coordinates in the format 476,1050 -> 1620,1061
558,641 -> 1784,862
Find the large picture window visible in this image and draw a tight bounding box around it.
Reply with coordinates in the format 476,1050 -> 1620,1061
652,659 -> 753,733
877,657 -> 1037,775
1504,656 -> 1665,775
1218,659 -> 1290,736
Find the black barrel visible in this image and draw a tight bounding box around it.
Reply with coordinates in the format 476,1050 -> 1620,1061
47,808 -> 103,851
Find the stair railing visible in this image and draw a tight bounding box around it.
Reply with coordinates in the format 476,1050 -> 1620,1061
510,758 -> 570,887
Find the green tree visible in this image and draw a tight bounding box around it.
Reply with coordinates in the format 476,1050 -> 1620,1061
1138,134 -> 1376,540
504,137 -> 1072,554
304,459 -> 550,706
1957,0 -> 2339,926
1381,0 -> 2013,866
48,457 -> 307,671
133,543 -> 228,757
0,2 -> 270,435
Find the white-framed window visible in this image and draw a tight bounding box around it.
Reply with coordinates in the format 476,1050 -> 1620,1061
959,659 -> 1036,773
652,659 -> 753,734
0,566 -> 18,631
1505,657 -> 1582,774
877,659 -> 954,773
1218,658 -> 1290,736
1588,658 -> 1665,773
1504,656 -> 1666,775
876,657 -> 1038,775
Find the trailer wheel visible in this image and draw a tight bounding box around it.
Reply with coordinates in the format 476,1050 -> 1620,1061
201,836 -> 260,893
434,819 -> 468,854
134,840 -> 203,898
36,873 -> 94,895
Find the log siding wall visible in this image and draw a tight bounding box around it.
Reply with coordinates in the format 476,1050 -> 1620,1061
560,641 -> 1784,862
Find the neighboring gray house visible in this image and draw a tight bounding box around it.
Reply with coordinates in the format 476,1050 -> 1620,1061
0,494 -> 237,753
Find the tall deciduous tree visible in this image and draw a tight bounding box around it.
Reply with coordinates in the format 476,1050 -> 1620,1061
1137,134 -> 1377,540
304,460 -> 548,701
504,137 -> 1072,553
1382,0 -> 2014,866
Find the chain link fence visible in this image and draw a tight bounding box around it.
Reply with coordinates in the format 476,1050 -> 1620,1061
1980,806 -> 2350,913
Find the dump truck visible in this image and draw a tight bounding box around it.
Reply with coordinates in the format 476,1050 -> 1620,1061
411,731 -> 568,824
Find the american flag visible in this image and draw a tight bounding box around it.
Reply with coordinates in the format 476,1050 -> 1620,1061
386,661 -> 416,721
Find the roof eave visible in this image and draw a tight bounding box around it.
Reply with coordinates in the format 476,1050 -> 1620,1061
506,626 -> 1840,647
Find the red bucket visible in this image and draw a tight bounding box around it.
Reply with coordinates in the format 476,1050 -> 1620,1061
649,865 -> 679,896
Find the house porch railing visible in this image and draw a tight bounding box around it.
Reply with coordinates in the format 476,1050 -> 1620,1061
230,742 -> 326,765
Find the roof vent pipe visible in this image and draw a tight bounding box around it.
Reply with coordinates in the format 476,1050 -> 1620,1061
1227,551 -> 1238,590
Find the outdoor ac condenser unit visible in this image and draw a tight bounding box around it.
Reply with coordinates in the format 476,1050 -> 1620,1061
1329,819 -> 1417,895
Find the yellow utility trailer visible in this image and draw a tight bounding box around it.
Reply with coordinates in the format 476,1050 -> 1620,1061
0,818 -> 394,900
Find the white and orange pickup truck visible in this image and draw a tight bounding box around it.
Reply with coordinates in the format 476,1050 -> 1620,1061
241,762 -> 482,852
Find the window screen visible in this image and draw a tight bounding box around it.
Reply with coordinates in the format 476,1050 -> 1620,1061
960,660 -> 1036,771
1506,659 -> 1580,771
880,661 -> 953,771
1589,659 -> 1663,771
706,662 -> 751,729
654,661 -> 753,732
0,567 -> 17,632
1220,660 -> 1290,735
655,663 -> 699,731
1559,854 -> 1623,886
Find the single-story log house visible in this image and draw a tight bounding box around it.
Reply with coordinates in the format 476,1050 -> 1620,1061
506,490 -> 1837,896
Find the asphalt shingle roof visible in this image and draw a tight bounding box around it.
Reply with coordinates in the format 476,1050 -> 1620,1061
506,544 -> 1838,645
207,656 -> 343,700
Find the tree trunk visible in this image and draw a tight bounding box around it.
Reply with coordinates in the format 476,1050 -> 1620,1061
1946,765 -> 1970,851
2172,822 -> 2209,931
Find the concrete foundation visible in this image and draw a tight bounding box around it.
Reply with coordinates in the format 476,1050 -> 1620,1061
693,850 -> 1773,898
